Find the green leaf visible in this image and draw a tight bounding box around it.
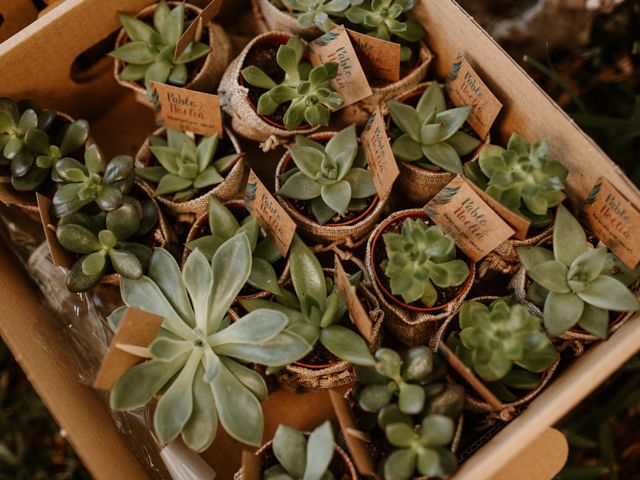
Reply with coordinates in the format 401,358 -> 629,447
163,1 -> 184,46
420,414 -> 454,446
96,184 -> 124,211
417,83 -> 446,117
109,41 -> 156,65
304,105 -> 331,127
283,98 -> 307,130
209,309 -> 286,346
181,365 -> 218,452
154,0 -> 171,36
119,63 -> 148,81
182,249 -> 213,332
320,180 -> 351,215
577,304 -> 609,339
175,42 -> 211,64
56,223 -> 101,254
398,383 -> 425,415
517,342 -> 559,372
388,101 -> 421,142
344,168 -> 376,199
304,421 -> 334,480
288,146 -> 324,178
110,249 -> 143,278
118,13 -> 162,44
82,251 -> 106,276
168,64 -> 188,85
577,275 -> 640,312
325,124 -> 358,180
193,165 -> 224,189
392,133 -> 423,162
527,261 -> 570,293
420,123 -> 445,146
447,131 -> 481,156
273,425 -> 307,478
155,173 -> 192,195
249,257 -> 282,295
221,357 -> 268,402
277,45 -> 300,80
543,291 -> 584,336
386,423 -> 415,448
358,383 -> 394,412
319,325 -> 375,366
144,60 -> 172,86
568,247 -> 608,283
421,142 -> 463,174
516,246 -> 554,271
436,106 -> 472,140
553,205 -> 588,266
384,449 -> 416,480
278,171 -> 322,200
106,204 -> 140,240
290,236 -> 327,312
23,128 -> 49,155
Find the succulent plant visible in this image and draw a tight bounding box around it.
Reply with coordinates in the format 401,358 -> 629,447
356,347 -> 464,418
388,83 -> 481,174
464,133 -> 568,227
0,98 -> 89,191
265,421 -> 336,479
52,145 -> 135,217
345,0 -> 425,61
277,125 -> 377,224
381,413 -> 457,480
240,235 -> 375,369
517,205 -> 640,339
186,197 -> 283,295
109,0 -> 211,87
241,36 -> 344,130
135,129 -> 237,201
109,234 -> 311,451
449,298 -> 559,384
284,0 -> 351,32
56,201 -> 157,292
382,217 -> 470,307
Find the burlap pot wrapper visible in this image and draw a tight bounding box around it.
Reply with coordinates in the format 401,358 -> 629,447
135,126 -> 248,219
338,42 -> 434,126
511,267 -> 640,347
233,435 -> 358,480
252,0 -> 321,38
274,131 -> 390,246
384,82 -> 489,206
434,295 -> 559,420
113,2 -> 232,108
219,31 -> 321,149
365,208 -> 476,346
276,268 -> 384,393
182,199 -> 290,300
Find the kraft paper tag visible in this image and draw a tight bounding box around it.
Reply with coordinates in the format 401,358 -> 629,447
173,0 -> 224,61
150,82 -> 223,137
36,193 -> 73,269
309,26 -> 373,108
361,107 -> 399,201
334,256 -> 373,343
346,29 -> 400,82
241,451 -> 261,480
446,55 -> 502,139
424,176 -> 515,262
583,177 -> 640,269
244,170 -> 296,257
328,390 -> 376,477
467,179 -> 531,240
93,308 -> 163,391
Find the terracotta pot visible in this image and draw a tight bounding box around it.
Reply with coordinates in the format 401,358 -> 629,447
275,131 -> 389,246
365,208 -> 475,346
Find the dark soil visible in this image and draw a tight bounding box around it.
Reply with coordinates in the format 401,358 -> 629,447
373,216 -> 467,309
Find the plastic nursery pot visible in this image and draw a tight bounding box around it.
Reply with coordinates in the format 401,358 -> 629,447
218,31 -> 321,149
274,131 -> 388,246
433,296 -> 560,419
511,266 -> 639,347
182,199 -> 290,301
365,208 -> 476,347
251,0 -> 321,39
233,434 -> 358,480
113,1 -> 232,107
274,267 -> 384,393
338,41 -> 435,126
134,125 -> 248,219
386,82 -> 490,206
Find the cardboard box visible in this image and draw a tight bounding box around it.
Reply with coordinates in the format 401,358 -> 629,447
0,0 -> 639,479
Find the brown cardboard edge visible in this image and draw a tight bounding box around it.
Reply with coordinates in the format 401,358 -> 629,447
241,450 -> 261,480
36,193 -> 74,269
333,255 -> 373,343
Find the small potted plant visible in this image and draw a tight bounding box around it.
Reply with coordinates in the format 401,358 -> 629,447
440,296 -> 560,415
348,347 -> 465,480
219,33 -> 344,149
134,126 -> 247,218
50,145 -> 169,292
234,421 -> 358,479
514,205 -> 640,342
109,234 -> 312,452
110,0 -> 232,105
0,98 -> 89,213
275,124 -> 386,245
386,82 -> 484,205
240,235 -> 383,392
184,196 -> 288,299
252,0 -> 342,38
365,209 -> 475,346
465,133 -> 569,270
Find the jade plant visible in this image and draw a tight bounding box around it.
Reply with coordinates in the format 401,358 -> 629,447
109,0 -> 211,87
241,36 -> 344,130
382,414 -> 457,480
388,83 -> 481,174
56,201 -> 157,292
448,298 -> 559,387
283,0 -> 351,32
464,133 -> 568,227
346,0 -> 425,61
135,129 -> 238,201
265,421 -> 336,479
382,218 -> 470,307
517,205 -> 640,338
186,197 -> 283,295
52,145 -> 135,217
109,234 -> 311,451
277,125 -> 377,224
0,98 -> 89,191
240,235 -> 375,369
